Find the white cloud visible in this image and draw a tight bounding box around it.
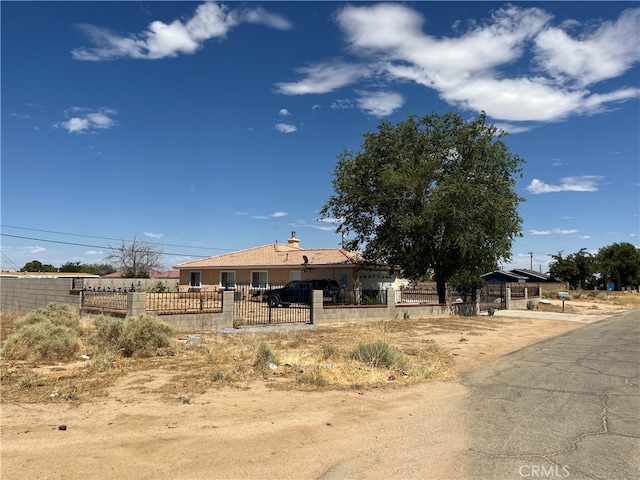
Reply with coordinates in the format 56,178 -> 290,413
355,90 -> 404,116
144,232 -> 164,239
85,250 -> 104,255
279,108 -> 291,116
25,246 -> 46,254
55,107 -> 118,134
526,176 -> 603,194
275,123 -> 297,133
72,2 -> 290,61
534,9 -> 640,87
553,228 -> 578,235
242,6 -> 292,31
529,229 -> 551,235
578,235 -> 591,240
271,211 -> 288,218
275,61 -> 368,95
277,3 -> 640,124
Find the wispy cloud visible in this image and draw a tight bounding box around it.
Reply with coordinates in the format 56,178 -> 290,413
72,2 -> 291,61
271,211 -> 288,218
145,232 -> 164,239
277,4 -> 640,124
355,90 -> 404,117
279,108 -> 291,116
275,123 -> 297,133
85,250 -> 104,255
55,107 -> 118,134
530,228 -> 578,235
526,175 -> 604,194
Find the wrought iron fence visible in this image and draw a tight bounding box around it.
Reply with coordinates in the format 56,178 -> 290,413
146,292 -> 223,313
397,289 -> 440,304
230,283 -> 310,325
81,291 -> 128,313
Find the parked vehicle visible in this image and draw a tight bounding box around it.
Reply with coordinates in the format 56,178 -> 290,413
263,279 -> 341,307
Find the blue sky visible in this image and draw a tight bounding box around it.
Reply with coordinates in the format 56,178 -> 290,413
2,1 -> 639,274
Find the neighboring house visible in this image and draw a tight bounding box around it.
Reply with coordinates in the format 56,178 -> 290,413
481,269 -> 551,284
508,269 -> 551,282
173,232 -> 399,293
481,270 -> 528,283
102,269 -> 180,279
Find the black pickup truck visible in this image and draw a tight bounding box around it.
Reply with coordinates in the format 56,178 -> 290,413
263,279 -> 341,307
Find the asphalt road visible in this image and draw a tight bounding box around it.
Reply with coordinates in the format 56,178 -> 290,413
462,309 -> 639,480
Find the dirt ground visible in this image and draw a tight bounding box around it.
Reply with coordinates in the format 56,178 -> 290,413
1,297 -> 636,480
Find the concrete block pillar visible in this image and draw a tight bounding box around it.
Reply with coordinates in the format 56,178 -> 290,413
127,292 -> 147,317
310,290 -> 324,325
505,287 -> 511,310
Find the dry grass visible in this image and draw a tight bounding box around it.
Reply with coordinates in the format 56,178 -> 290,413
1,311 -> 456,403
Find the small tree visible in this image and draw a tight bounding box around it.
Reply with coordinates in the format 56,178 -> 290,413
320,111 -> 525,304
105,236 -> 164,278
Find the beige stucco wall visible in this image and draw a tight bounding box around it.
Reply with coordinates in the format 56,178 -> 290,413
179,267 -> 359,291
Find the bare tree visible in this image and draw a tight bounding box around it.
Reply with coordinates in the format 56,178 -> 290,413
105,236 -> 165,278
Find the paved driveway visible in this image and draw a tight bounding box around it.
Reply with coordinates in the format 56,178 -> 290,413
463,309 -> 639,480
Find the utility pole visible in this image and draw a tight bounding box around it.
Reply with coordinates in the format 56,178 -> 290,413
528,252 -> 533,271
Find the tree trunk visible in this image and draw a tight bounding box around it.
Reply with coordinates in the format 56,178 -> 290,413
436,278 -> 447,305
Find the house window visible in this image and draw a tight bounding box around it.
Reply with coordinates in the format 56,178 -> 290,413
290,270 -> 302,281
190,271 -> 201,288
220,271 -> 236,289
251,271 -> 268,289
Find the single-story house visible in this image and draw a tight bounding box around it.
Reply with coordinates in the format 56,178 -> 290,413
508,269 -> 551,282
173,232 -> 399,293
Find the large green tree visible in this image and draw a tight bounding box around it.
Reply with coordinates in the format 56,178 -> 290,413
20,260 -> 56,272
548,248 -> 596,290
596,242 -> 640,290
320,111 -> 525,304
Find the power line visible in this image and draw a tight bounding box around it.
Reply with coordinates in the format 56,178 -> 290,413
1,251 -> 21,270
0,224 -> 232,252
0,233 -> 209,258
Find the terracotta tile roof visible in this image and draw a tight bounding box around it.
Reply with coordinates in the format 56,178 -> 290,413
174,243 -> 362,269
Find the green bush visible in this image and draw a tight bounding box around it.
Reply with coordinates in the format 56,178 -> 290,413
1,321 -> 79,361
349,341 -> 406,369
17,303 -> 80,332
487,306 -> 496,316
117,314 -> 175,358
526,300 -> 536,310
90,315 -> 124,351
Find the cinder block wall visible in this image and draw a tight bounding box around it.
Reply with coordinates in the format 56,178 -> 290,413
1,278 -> 81,311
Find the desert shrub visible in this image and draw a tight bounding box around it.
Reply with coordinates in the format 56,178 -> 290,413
349,341 -> 406,369
253,340 -> 278,370
1,321 -> 79,361
487,306 -> 496,316
296,367 -> 327,387
90,315 -> 124,351
117,314 -> 175,358
526,300 -> 536,310
19,370 -> 45,388
233,317 -> 245,329
17,303 -> 80,332
422,339 -> 440,353
321,344 -> 339,360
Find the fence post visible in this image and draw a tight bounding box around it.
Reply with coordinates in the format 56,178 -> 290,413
310,290 -> 323,325
221,290 -> 235,328
505,287 -> 511,310
127,292 -> 146,317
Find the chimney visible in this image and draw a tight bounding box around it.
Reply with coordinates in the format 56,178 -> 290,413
287,231 -> 300,248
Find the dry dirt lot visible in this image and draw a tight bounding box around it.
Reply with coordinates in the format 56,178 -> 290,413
1,294 -> 637,480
